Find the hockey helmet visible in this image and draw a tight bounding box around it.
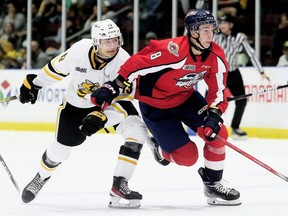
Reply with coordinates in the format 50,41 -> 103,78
184,9 -> 218,33
91,19 -> 123,50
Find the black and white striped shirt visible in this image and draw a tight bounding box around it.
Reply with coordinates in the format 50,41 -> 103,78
213,32 -> 264,73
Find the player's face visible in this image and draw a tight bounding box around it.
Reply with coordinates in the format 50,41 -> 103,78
195,24 -> 214,48
219,21 -> 233,34
98,37 -> 120,58
284,48 -> 288,57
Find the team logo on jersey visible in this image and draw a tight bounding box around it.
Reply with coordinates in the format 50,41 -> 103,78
183,64 -> 196,70
167,41 -> 179,57
75,67 -> 87,73
58,53 -> 68,62
77,79 -> 100,98
201,65 -> 211,69
198,105 -> 208,115
174,71 -> 207,88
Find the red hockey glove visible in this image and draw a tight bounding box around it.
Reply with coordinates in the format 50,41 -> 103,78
90,81 -> 120,109
202,107 -> 223,141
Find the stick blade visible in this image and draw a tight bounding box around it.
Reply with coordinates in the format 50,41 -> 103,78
0,95 -> 17,103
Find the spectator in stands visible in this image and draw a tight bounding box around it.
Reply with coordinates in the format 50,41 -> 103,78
195,0 -> 212,10
145,31 -> 157,46
108,0 -> 133,4
0,40 -> 22,69
0,1 -> 26,47
218,0 -> 238,17
138,31 -> 158,50
33,0 -> 61,37
277,41 -> 288,67
31,40 -> 51,69
0,2 -> 26,35
0,22 -> 20,49
36,0 -> 58,23
101,1 -> 117,22
0,45 -> 9,69
127,0 -> 163,39
217,0 -> 248,17
271,13 -> 288,59
84,1 -> 117,30
21,40 -> 51,69
55,18 -> 78,47
0,21 -> 25,68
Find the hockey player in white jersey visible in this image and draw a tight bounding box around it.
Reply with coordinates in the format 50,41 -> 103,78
19,19 -> 147,208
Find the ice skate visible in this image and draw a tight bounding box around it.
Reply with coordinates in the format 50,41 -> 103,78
198,167 -> 241,206
232,128 -> 247,140
22,173 -> 50,203
147,135 -> 170,166
109,176 -> 142,208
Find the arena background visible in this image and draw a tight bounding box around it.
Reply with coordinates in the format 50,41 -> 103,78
1,0 -> 288,138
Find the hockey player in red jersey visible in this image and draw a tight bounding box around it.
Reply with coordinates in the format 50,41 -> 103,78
19,19 -> 147,208
90,9 -> 241,206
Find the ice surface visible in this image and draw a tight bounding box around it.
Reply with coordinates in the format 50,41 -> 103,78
1,131 -> 288,216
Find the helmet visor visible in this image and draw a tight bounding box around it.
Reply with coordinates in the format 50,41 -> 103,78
99,37 -> 121,50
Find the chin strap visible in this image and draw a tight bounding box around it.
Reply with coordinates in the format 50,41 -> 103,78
93,45 -> 116,61
189,33 -> 207,53
190,40 -> 205,52
96,53 -> 111,61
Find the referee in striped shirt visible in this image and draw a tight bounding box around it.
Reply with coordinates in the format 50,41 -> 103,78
213,14 -> 270,140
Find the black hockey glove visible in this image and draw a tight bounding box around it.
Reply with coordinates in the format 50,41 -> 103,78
203,107 -> 223,141
90,81 -> 120,109
19,74 -> 42,104
80,111 -> 108,136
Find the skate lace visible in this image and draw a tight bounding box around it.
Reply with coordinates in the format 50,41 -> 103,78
212,181 -> 232,195
26,176 -> 46,195
120,179 -> 131,195
149,138 -> 164,161
155,147 -> 164,161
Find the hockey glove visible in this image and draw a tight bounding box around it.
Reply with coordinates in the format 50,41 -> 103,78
91,81 -> 120,109
202,107 -> 223,141
19,74 -> 42,104
80,111 -> 108,136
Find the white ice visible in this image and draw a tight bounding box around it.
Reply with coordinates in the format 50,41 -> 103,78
1,131 -> 288,216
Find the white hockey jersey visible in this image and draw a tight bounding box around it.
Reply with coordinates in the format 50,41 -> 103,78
33,38 -> 133,108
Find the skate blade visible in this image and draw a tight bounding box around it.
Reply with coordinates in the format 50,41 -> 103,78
108,195 -> 141,209
232,134 -> 247,141
207,197 -> 242,206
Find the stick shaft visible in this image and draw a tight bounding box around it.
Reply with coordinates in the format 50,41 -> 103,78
215,135 -> 288,182
227,84 -> 288,101
0,95 -> 18,103
0,154 -> 20,193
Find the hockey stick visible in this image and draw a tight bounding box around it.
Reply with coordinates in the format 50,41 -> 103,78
0,153 -> 20,193
215,135 -> 288,182
0,95 -> 18,103
227,84 -> 288,101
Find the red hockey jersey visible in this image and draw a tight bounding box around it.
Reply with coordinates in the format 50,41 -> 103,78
118,36 -> 229,113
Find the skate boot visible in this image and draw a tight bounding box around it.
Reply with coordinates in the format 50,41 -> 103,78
109,176 -> 142,208
198,167 -> 241,206
232,128 -> 247,140
147,135 -> 170,166
22,173 -> 50,203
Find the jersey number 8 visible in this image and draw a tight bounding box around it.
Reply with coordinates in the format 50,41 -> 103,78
150,51 -> 161,60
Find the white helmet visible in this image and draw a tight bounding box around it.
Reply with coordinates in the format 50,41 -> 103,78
91,19 -> 123,51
